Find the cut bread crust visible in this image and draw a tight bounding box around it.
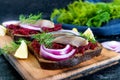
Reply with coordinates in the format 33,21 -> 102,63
28,43 -> 102,70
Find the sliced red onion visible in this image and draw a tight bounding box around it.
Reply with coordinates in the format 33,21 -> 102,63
114,46 -> 120,53
40,45 -> 75,61
19,24 -> 42,31
42,44 -> 72,55
101,41 -> 120,53
2,20 -> 20,27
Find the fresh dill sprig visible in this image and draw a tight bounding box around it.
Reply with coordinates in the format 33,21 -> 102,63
2,42 -> 19,54
0,48 -> 5,55
2,39 -> 30,54
79,32 -> 83,36
19,13 -> 42,24
16,38 -> 31,44
32,33 -> 54,48
81,33 -> 96,43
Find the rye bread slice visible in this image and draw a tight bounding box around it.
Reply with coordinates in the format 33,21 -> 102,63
28,43 -> 102,70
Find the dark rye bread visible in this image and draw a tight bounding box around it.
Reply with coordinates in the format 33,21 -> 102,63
28,43 -> 102,70
12,34 -> 34,41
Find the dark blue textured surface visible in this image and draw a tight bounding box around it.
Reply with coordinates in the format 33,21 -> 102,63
77,62 -> 120,80
0,55 -> 23,80
61,19 -> 120,36
85,0 -> 113,3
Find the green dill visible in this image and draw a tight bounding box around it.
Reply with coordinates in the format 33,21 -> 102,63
16,38 -> 31,44
19,13 -> 42,24
32,33 -> 54,48
2,39 -> 29,54
79,32 -> 83,36
2,42 -> 19,54
0,48 -> 5,55
81,33 -> 96,43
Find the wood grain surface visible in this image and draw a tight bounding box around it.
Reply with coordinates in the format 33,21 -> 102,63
0,35 -> 120,80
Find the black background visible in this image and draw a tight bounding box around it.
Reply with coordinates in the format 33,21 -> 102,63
0,0 -> 74,23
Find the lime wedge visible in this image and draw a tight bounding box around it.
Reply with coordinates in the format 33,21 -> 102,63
82,28 -> 96,41
14,40 -> 28,59
72,28 -> 78,32
0,25 -> 6,36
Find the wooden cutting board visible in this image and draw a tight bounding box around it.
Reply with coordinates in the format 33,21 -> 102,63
0,35 -> 120,80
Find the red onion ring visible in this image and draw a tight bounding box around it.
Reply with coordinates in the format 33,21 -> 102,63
40,45 -> 75,61
101,41 -> 120,53
2,21 -> 20,27
42,44 -> 72,55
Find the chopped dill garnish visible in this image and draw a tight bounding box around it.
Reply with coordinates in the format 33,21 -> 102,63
0,48 -> 5,55
2,39 -> 29,54
32,33 -> 54,48
16,38 -> 31,44
19,13 -> 42,24
81,33 -> 96,43
2,42 -> 19,54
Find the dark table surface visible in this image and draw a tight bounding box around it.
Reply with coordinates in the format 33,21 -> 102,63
0,0 -> 120,80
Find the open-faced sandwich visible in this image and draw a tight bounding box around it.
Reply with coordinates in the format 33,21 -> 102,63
28,28 -> 102,70
2,13 -> 62,41
1,13 -> 102,70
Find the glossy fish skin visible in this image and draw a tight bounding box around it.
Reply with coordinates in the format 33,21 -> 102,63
52,35 -> 88,47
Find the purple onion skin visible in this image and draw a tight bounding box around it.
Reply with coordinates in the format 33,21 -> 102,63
40,45 -> 76,61
42,44 -> 73,55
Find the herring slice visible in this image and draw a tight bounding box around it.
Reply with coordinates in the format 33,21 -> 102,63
53,35 -> 88,47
